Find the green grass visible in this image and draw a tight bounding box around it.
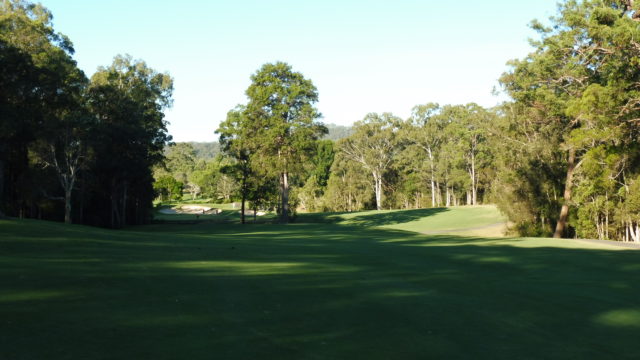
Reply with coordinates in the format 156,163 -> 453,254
298,205 -> 507,236
1,208 -> 639,359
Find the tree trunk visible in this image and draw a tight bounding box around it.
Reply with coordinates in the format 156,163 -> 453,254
428,148 -> 436,208
605,209 -> 609,240
79,178 -> 84,224
471,150 -> 477,205
430,176 -> 436,208
111,195 -> 119,229
0,159 -> 5,218
240,182 -> 246,225
373,172 -> 382,210
629,223 -> 639,242
625,222 -> 629,242
64,187 -> 72,224
121,181 -> 128,227
280,171 -> 289,223
110,179 -> 119,228
445,187 -> 451,207
553,148 -> 576,238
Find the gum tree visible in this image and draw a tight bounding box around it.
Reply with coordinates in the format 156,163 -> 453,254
341,113 -> 402,210
244,62 -> 326,223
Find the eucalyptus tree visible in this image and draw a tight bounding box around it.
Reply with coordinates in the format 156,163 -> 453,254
341,113 -> 402,210
404,103 -> 444,207
500,0 -> 640,238
88,55 -> 173,228
0,0 -> 86,219
164,143 -> 196,184
243,62 -> 327,223
34,109 -> 93,223
323,143 -> 372,212
445,103 -> 493,205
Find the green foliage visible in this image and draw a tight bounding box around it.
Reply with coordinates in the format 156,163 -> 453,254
163,143 -> 196,184
322,144 -> 373,212
341,113 -> 402,210
0,0 -> 88,220
86,54 -> 173,227
6,0 -> 640,243
153,175 -> 183,201
241,62 -> 327,222
310,140 -> 335,188
2,0 -> 174,226
494,0 -> 640,238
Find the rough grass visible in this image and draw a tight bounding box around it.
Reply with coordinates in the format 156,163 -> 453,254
1,208 -> 639,359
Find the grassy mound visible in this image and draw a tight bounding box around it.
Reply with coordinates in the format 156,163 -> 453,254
298,205 -> 507,236
1,210 -> 639,359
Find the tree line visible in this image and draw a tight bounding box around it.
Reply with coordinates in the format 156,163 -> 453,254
3,0 -> 640,242
0,1 -> 173,227
212,85 -> 497,223
207,0 -> 640,242
152,124 -> 353,204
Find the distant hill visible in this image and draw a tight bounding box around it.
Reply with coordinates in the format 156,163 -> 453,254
189,142 -> 220,160
323,123 -> 353,141
172,124 -> 352,160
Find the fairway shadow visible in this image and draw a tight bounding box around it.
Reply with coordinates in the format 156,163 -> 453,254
342,207 -> 449,227
3,219 -> 640,359
294,208 -> 449,226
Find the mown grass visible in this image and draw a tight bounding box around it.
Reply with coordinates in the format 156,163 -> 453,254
297,205 -> 506,235
1,209 -> 639,359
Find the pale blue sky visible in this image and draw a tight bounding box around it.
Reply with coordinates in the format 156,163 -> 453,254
40,0 -> 558,142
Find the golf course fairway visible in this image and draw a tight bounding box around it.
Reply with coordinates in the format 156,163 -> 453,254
1,206 -> 639,359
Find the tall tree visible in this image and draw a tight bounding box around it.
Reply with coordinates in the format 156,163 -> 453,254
164,143 -> 196,184
88,55 -> 173,228
323,143 -> 373,212
404,103 -> 444,207
341,113 -> 402,210
499,0 -> 640,238
244,62 -> 326,223
0,0 -> 86,219
217,106 -> 254,224
34,109 -> 92,223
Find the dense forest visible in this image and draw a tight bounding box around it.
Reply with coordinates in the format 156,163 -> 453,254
3,0 -> 640,242
0,1 -> 172,227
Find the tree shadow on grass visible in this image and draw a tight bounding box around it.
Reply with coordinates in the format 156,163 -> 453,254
340,207 -> 449,227
295,208 -> 450,227
2,219 -> 640,359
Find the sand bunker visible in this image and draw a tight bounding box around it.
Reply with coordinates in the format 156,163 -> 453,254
159,205 -> 220,215
241,210 -> 266,216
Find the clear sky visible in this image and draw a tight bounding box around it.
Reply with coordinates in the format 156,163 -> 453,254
39,0 -> 558,142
